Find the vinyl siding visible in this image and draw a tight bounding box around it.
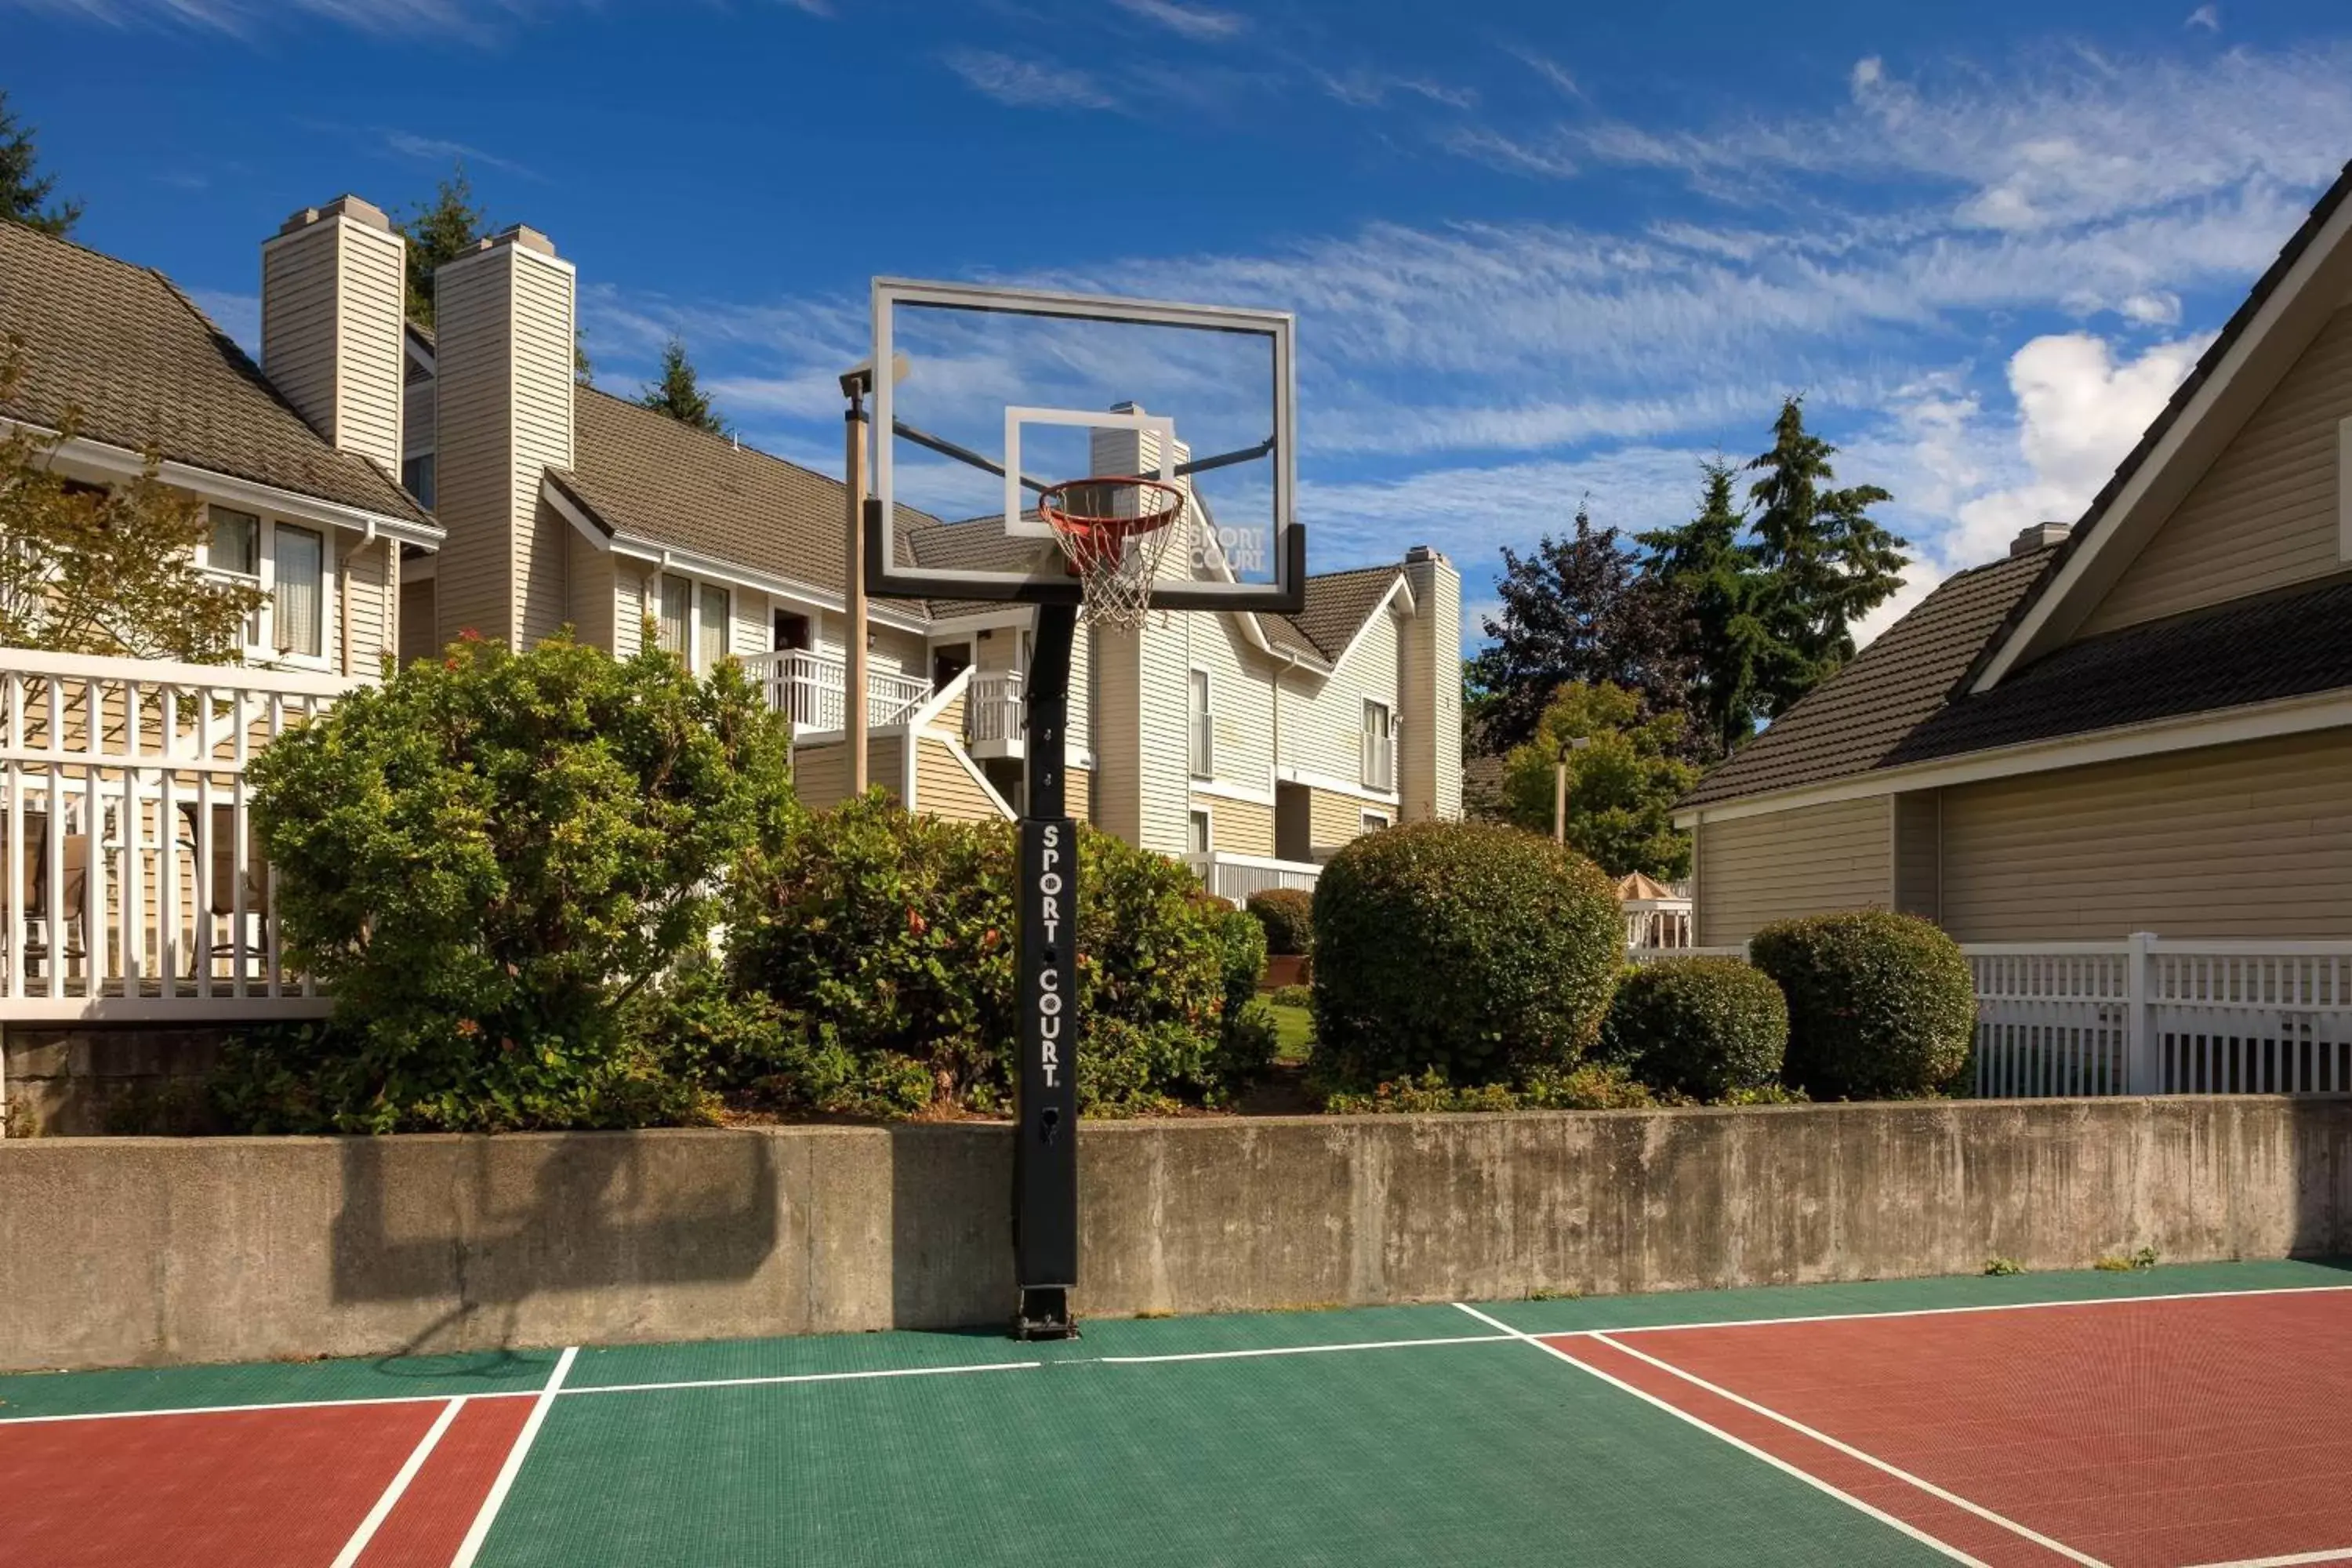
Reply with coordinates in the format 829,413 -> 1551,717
429,249 -> 514,648
1194,794 -> 1276,855
403,374 -> 434,462
2081,305 -> 2352,635
511,254 -> 576,646
731,590 -> 767,659
1893,790 -> 1941,922
914,735 -> 1011,822
1181,612 -> 1273,796
793,732 -> 907,814
1308,788 -> 1388,859
1936,728 -> 2352,940
612,561 -> 647,659
333,223 -> 406,475
259,223 -> 339,455
340,535 -> 393,674
398,577 -> 437,667
1400,554 -> 1462,822
1275,602 -> 1403,793
1134,612 -> 1193,854
1092,625 -> 1143,844
1694,797 -> 1892,947
567,533 -> 617,652
1066,764 -> 1093,826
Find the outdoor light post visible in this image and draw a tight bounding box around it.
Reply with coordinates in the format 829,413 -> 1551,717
1554,735 -> 1592,845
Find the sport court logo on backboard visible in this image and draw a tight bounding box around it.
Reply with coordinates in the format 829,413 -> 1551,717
1196,524 -> 1267,577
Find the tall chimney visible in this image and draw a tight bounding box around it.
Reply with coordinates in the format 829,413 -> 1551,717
260,195 -> 406,475
2011,521 -> 2071,557
1399,544 -> 1461,822
430,224 -> 576,650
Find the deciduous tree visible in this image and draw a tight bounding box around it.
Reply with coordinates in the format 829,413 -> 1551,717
1496,681 -> 1697,880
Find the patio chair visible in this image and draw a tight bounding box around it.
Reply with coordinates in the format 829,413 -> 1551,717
179,801 -> 270,973
16,812 -> 90,980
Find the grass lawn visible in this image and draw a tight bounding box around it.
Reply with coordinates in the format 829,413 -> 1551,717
1267,1000 -> 1314,1065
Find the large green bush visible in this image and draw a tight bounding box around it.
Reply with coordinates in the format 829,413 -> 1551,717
1246,887 -> 1315,955
1310,820 -> 1623,1089
1601,957 -> 1788,1101
729,799 -> 1261,1114
1748,911 -> 1976,1099
227,635 -> 793,1131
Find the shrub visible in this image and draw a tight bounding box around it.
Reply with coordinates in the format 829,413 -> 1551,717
1269,983 -> 1313,1010
1601,957 -> 1788,1101
237,635 -> 791,1133
1246,887 -> 1316,955
1214,903 -> 1268,1022
730,804 -> 1258,1114
1748,911 -> 1976,1100
1311,820 -> 1621,1090
1321,1062 -> 1653,1115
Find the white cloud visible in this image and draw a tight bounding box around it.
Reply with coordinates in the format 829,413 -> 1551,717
2186,5 -> 2220,32
1437,125 -> 1577,180
4,0 -> 829,34
2118,290 -> 2183,325
1508,46 -> 1583,100
1316,68 -> 1478,111
382,130 -> 539,180
1109,0 -> 1243,42
943,49 -> 1118,111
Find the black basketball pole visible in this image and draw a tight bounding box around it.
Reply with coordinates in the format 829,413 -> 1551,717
1012,601 -> 1081,1340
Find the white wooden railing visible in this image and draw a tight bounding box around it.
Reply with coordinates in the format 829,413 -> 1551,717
742,650 -> 931,735
0,648 -> 352,1022
1187,850 -> 1320,906
966,670 -> 1024,751
1627,944 -> 1746,967
1360,730 -> 1396,793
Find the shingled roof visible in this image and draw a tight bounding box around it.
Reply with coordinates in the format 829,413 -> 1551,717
0,220 -> 430,526
1679,545 -> 2054,810
1264,564 -> 1405,664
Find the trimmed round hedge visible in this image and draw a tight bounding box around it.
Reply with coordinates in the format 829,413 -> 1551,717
1601,957 -> 1788,1101
1311,820 -> 1621,1087
1748,911 -> 1975,1099
1246,887 -> 1316,955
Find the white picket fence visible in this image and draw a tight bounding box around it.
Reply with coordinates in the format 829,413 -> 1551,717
1632,934 -> 2352,1098
0,648 -> 350,1022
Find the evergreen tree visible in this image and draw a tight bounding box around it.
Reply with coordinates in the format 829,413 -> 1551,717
1744,397 -> 1907,712
639,338 -> 727,436
397,163 -> 488,329
1469,502 -> 1692,754
1635,459 -> 1784,757
0,89 -> 81,236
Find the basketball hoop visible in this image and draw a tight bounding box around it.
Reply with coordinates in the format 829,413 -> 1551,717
1037,477 -> 1187,630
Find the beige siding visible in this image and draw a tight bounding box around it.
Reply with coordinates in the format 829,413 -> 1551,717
1308,788 -> 1388,859
1694,797 -> 1892,947
914,735 -> 1011,822
260,211 -> 405,475
1893,790 -> 1941,922
1066,764 -> 1093,826
260,223 -> 339,451
340,534 -> 394,675
2082,306 -> 2352,635
1193,793 -> 1276,855
1093,625 -> 1143,843
1936,729 -> 2352,940
1276,600 -> 1403,793
398,576 -> 437,667
403,374 -> 434,463
793,733 -> 907,814
334,223 -> 407,474
1399,553 -> 1462,822
567,534 -> 617,652
512,256 -> 575,646
731,590 -> 768,660
612,561 -> 647,659
1177,612 -> 1273,798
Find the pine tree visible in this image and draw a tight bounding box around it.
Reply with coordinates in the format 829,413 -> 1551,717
639,338 -> 726,436
397,163 -> 488,329
1635,459 -> 1784,758
1744,397 -> 1905,713
0,89 -> 81,237
1469,501 -> 1693,753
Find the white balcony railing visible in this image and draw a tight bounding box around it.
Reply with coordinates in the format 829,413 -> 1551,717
0,647 -> 354,1022
1188,850 -> 1321,906
966,670 -> 1025,753
1360,731 -> 1396,793
742,649 -> 931,735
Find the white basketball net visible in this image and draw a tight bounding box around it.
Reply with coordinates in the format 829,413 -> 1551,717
1041,478 -> 1187,631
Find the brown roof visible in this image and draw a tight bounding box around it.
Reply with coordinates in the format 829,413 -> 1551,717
1269,564 -> 1404,663
0,219 -> 430,526
553,387 -> 931,612
1962,157 -> 2352,691
1680,545 -> 2053,809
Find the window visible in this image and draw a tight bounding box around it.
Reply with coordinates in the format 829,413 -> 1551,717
698,582 -> 731,670
1361,699 -> 1395,791
658,574 -> 691,658
401,453 -> 436,510
209,507 -> 260,578
274,524 -> 324,659
772,611 -> 811,652
1187,667 -> 1213,778
1188,808 -> 1211,854
1359,811 -> 1389,834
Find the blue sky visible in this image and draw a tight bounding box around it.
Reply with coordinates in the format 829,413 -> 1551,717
8,0 -> 2352,647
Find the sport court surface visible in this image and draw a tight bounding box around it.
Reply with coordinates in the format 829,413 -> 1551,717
5,1261 -> 2349,1567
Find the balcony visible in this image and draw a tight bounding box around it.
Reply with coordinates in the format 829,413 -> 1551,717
742,650 -> 931,735
966,670 -> 1025,760
1359,730 -> 1397,793
1187,850 -> 1321,906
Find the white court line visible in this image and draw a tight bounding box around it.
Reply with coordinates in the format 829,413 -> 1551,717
0,1388 -> 535,1427
2183,1552 -> 2352,1567
1450,1303 -> 1989,1568
326,1395 -> 465,1568
1570,1283 -> 2352,1338
557,1360 -> 1043,1397
449,1345 -> 576,1568
1096,1333 -> 1513,1364
1584,1329 -> 2107,1568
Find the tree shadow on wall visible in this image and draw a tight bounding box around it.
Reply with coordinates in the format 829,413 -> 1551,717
887,1120 -> 1014,1333
2288,1095 -> 2352,1264
330,1129 -> 779,1357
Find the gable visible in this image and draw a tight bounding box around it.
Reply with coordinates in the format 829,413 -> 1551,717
2078,303 -> 2352,637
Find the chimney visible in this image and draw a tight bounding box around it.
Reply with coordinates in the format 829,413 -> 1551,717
1399,546 -> 1461,822
2011,521 -> 2071,557
260,195 -> 405,475
430,224 -> 577,650
1091,403 -> 1193,575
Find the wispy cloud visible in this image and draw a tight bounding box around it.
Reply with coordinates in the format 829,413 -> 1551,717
382,130 -> 542,180
2186,5 -> 2220,31
943,48 -> 1119,111
1316,67 -> 1477,111
1437,125 -> 1577,180
1508,45 -> 1583,100
1109,0 -> 1243,42
5,0 -> 831,37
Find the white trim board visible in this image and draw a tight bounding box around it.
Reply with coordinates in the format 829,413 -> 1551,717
1674,687 -> 2352,827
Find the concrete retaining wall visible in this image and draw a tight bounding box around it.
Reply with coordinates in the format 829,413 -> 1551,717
4,1096 -> 2349,1371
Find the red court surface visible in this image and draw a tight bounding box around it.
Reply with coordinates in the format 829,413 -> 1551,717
4,1270 -> 2349,1566
1541,1287 -> 2352,1568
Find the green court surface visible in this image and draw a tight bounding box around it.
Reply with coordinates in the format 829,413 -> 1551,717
5,1258 -> 2347,1566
